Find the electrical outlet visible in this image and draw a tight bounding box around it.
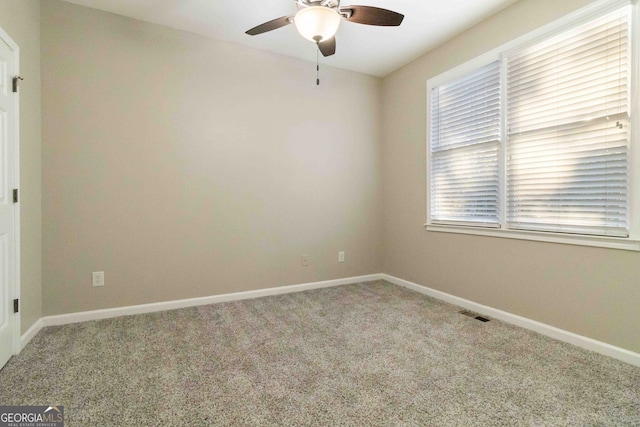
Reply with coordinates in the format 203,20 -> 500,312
338,251 -> 345,263
301,254 -> 309,267
92,271 -> 104,287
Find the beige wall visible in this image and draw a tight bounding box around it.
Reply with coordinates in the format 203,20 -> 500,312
382,0 -> 640,353
0,1 -> 42,335
41,1 -> 383,315
32,0 -> 640,354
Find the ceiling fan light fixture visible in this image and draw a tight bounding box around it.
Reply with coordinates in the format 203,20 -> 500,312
294,6 -> 341,43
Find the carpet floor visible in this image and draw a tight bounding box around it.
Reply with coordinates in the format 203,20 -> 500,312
1,280 -> 639,426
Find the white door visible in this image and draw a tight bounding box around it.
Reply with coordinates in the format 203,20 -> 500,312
0,35 -> 17,369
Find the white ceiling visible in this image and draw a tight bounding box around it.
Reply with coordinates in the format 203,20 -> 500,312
61,0 -> 518,77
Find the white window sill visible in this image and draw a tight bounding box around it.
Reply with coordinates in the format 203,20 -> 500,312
425,224 -> 640,252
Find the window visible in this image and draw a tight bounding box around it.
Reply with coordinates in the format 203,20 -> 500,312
427,2 -> 639,250
430,61 -> 501,228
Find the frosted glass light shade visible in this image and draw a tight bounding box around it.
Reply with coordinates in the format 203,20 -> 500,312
294,6 -> 341,42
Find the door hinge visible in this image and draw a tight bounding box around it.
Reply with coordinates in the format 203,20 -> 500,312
12,76 -> 23,93
13,299 -> 19,313
12,189 -> 18,203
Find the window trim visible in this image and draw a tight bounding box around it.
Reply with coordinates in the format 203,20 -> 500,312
425,0 -> 640,251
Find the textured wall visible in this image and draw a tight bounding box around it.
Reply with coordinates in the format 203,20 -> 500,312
41,1 -> 383,315
382,0 -> 640,353
0,0 -> 41,335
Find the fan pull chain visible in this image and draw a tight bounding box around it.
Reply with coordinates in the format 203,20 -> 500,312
316,47 -> 320,86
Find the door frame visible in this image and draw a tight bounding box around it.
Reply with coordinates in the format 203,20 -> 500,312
0,24 -> 21,356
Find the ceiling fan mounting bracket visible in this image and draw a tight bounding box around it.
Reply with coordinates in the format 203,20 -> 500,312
296,0 -> 340,9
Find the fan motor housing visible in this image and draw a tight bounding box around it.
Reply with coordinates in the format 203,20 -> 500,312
298,0 -> 340,9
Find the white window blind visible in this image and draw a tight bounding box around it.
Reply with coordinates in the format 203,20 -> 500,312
506,7 -> 630,237
430,60 -> 501,227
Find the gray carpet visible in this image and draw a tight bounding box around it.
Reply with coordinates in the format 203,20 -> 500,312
1,280 -> 639,426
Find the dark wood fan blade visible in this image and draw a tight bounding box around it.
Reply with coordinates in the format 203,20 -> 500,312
246,16 -> 292,36
341,6 -> 404,26
318,37 -> 336,57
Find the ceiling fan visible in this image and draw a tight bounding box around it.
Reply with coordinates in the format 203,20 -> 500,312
245,0 -> 404,57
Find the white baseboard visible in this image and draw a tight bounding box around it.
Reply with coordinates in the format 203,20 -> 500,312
39,274 -> 383,328
19,272 -> 640,368
382,274 -> 640,368
20,318 -> 44,350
